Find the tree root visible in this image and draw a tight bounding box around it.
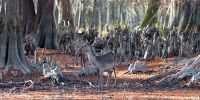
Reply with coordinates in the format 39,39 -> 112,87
140,70 -> 176,84
141,55 -> 200,87
124,61 -> 150,74
79,66 -> 97,76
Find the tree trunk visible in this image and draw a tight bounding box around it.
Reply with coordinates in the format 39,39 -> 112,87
141,0 -> 160,27
0,0 -> 31,74
0,0 -> 72,77
91,0 -> 99,30
20,0 -> 36,37
35,0 -> 71,49
79,0 -> 88,29
35,0 -> 57,49
177,0 -> 192,34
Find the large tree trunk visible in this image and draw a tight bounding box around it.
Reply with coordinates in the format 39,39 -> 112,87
0,0 -> 72,77
91,0 -> 99,30
35,0 -> 57,49
141,0 -> 160,27
20,0 -> 36,37
192,0 -> 200,32
35,0 -> 71,49
177,0 -> 192,34
0,0 -> 31,74
79,0 -> 88,29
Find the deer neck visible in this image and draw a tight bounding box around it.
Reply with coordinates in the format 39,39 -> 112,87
86,47 -> 97,64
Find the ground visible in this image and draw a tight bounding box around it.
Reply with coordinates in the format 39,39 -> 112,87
0,49 -> 200,100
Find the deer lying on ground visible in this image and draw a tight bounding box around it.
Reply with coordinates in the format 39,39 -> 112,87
79,42 -> 116,88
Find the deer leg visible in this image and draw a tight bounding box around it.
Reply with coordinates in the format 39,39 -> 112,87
98,70 -> 103,89
83,55 -> 86,68
75,53 -> 78,66
80,55 -> 83,67
97,69 -> 100,80
113,68 -> 117,86
105,71 -> 112,87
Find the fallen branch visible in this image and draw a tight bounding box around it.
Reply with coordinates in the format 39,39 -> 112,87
187,55 -> 200,68
0,80 -> 34,88
156,55 -> 200,84
163,67 -> 198,83
78,66 -> 97,76
140,70 -> 176,84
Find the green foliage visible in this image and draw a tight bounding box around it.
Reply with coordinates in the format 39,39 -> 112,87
156,22 -> 169,37
141,0 -> 160,28
108,20 -> 126,31
99,20 -> 127,38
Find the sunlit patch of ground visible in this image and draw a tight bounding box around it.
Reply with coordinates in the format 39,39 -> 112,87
1,89 -> 200,100
1,49 -> 200,100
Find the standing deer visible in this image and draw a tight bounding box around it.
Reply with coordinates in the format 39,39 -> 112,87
79,42 -> 116,88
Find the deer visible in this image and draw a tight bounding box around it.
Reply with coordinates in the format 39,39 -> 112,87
79,42 -> 117,88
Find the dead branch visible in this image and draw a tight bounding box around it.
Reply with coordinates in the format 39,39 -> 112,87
0,80 -> 34,88
140,70 -> 176,83
79,66 -> 97,76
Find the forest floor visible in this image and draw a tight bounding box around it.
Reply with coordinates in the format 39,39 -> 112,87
1,49 -> 200,100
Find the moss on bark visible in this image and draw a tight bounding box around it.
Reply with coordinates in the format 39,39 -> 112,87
141,0 -> 160,28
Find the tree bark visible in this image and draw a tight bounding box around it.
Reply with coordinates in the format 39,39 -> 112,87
35,0 -> 71,49
91,0 -> 99,30
0,0 -> 31,74
141,0 -> 160,27
177,0 -> 192,34
20,0 -> 36,37
35,0 -> 57,49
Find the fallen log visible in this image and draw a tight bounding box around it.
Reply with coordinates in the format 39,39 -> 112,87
79,66 -> 97,76
140,70 -> 176,84
0,80 -> 34,88
153,55 -> 200,85
165,55 -> 200,82
124,61 -> 150,74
